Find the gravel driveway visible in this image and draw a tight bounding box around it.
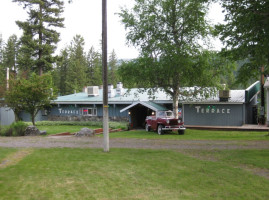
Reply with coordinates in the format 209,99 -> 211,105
0,135 -> 268,150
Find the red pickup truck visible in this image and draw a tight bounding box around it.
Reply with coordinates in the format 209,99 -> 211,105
145,110 -> 186,135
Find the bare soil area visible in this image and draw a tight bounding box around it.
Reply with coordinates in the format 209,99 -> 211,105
0,135 -> 268,150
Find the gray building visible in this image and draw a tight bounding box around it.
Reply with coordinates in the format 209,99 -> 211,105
0,106 -> 15,126
18,82 -> 260,128
182,81 -> 260,126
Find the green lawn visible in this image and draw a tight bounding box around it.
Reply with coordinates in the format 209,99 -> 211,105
181,149 -> 269,169
0,148 -> 17,161
0,148 -> 268,200
36,125 -> 269,140
109,129 -> 269,140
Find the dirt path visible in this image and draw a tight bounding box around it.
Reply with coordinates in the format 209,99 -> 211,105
0,148 -> 33,169
0,136 -> 268,150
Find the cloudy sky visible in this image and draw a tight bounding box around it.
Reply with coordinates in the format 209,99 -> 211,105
0,0 -> 224,59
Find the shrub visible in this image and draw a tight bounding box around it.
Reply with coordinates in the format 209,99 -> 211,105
11,121 -> 28,136
2,127 -> 13,137
2,121 -> 28,137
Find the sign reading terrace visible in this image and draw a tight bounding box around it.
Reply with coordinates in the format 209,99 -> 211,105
195,106 -> 231,114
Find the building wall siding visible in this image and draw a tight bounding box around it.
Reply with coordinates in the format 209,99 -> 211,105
21,104 -> 130,122
245,96 -> 258,124
49,104 -> 128,118
19,111 -> 48,123
0,107 -> 15,125
183,104 -> 244,126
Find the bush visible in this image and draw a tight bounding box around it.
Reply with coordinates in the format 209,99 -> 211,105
1,121 -> 28,137
10,121 -> 28,136
3,128 -> 13,137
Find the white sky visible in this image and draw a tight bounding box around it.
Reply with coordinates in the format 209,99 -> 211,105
0,0 -> 224,59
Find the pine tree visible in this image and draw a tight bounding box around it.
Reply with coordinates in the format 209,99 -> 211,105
86,46 -> 102,86
0,35 -> 5,97
108,49 -> 118,87
0,34 -> 3,65
3,35 -> 19,75
65,35 -> 87,94
53,48 -> 69,95
13,0 -> 64,75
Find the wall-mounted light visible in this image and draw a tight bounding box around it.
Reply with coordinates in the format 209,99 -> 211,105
128,111 -> 131,115
152,112 -> 155,115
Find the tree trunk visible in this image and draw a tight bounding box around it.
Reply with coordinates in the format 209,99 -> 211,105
260,66 -> 265,124
172,93 -> 179,119
14,111 -> 20,122
38,4 -> 43,76
31,112 -> 35,126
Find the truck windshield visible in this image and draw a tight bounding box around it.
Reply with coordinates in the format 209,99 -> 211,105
166,111 -> 174,117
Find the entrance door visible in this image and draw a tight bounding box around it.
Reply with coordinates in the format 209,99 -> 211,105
130,105 -> 151,129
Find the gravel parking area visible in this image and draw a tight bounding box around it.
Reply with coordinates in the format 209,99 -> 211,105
0,136 -> 268,150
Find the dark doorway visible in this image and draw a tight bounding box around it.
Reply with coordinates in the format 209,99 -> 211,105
130,104 -> 152,129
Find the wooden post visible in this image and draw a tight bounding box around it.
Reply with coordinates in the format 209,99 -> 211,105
102,0 -> 109,152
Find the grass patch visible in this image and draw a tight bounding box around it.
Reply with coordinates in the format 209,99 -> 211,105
0,148 -> 17,161
34,125 -> 269,139
183,149 -> 269,170
34,121 -> 128,135
109,129 -> 269,140
30,121 -> 128,130
0,148 -> 268,200
36,125 -> 99,135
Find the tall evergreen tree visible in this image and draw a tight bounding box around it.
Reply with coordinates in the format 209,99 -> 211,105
108,49 -> 118,87
65,35 -> 87,94
0,35 -> 5,97
86,46 -> 102,86
13,0 -> 64,75
0,34 -> 3,65
53,48 -> 69,95
3,35 -> 19,74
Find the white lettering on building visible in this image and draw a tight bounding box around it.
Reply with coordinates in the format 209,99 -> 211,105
195,106 -> 231,114
195,106 -> 201,113
58,109 -> 80,115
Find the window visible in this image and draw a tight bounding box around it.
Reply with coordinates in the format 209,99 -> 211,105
158,111 -> 165,117
166,111 -> 174,117
82,108 -> 97,116
41,109 -> 48,116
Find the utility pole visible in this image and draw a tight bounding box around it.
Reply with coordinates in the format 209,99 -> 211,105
102,0 -> 109,152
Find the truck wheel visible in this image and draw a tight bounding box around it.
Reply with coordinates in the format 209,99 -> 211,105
157,125 -> 164,135
178,130 -> 185,135
145,124 -> 150,132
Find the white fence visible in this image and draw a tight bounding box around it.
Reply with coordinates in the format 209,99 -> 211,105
0,107 -> 15,126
